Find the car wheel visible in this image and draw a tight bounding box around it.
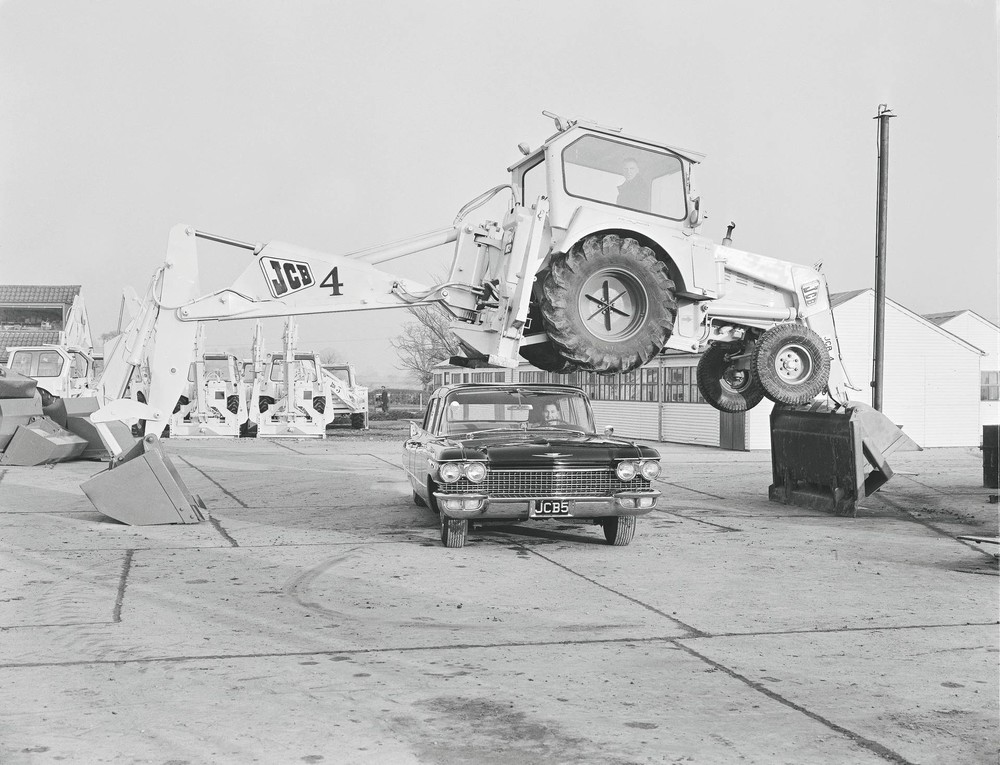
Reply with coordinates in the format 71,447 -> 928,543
540,234 -> 677,373
752,323 -> 830,405
602,515 -> 636,546
696,343 -> 766,412
440,514 -> 468,548
413,490 -> 427,508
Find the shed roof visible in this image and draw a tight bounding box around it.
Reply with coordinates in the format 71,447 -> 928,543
831,289 -> 985,355
0,285 -> 80,305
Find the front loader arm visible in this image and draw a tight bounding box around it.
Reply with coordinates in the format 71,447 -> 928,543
94,223 -> 485,430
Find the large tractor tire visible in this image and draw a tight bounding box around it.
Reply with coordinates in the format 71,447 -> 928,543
752,323 -> 830,405
258,396 -> 275,414
540,234 -> 676,373
226,395 -> 240,415
697,343 -> 766,412
350,413 -> 366,429
519,340 -> 579,374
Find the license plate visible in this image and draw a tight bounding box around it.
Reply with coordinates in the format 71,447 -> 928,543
533,499 -> 571,516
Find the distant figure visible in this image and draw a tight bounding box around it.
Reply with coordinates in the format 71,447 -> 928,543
616,157 -> 650,212
379,386 -> 390,414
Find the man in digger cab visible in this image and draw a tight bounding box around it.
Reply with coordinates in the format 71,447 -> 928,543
616,157 -> 650,212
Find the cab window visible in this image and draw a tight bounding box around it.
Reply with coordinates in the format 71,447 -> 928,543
562,135 -> 687,220
36,351 -> 64,377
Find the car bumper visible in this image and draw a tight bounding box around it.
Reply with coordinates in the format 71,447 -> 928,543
432,490 -> 661,520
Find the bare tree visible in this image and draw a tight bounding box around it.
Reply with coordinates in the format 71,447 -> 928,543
390,305 -> 460,389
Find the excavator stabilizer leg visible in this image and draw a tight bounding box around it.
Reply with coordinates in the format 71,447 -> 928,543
768,401 -> 920,516
82,434 -> 205,525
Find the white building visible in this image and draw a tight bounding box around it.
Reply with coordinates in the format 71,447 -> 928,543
433,290 -> 985,449
924,309 -> 1000,427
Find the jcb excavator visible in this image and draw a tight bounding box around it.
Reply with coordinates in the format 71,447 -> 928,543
85,111 -> 915,523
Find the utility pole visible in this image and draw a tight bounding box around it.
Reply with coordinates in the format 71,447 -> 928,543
873,105 -> 895,412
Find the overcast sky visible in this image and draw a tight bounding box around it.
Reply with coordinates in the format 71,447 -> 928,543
1,0 -> 996,384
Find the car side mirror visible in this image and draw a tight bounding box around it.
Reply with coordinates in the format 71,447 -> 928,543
409,421 -> 420,438
604,426 -> 614,436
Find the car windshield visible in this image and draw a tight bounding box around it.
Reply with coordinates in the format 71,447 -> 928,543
440,388 -> 596,436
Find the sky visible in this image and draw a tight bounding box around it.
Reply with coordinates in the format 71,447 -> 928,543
1,0 -> 996,385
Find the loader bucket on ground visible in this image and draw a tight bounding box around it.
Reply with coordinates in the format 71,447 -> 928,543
81,433 -> 206,525
0,416 -> 88,466
768,401 -> 920,517
0,397 -> 43,452
44,397 -> 138,460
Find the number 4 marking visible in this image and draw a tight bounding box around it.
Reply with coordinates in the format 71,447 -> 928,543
320,267 -> 344,296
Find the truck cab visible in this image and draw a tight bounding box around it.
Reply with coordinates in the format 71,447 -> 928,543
5,345 -> 96,400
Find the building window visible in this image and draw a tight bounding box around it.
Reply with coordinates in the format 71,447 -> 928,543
982,371 -> 999,401
640,368 -> 660,402
663,366 -> 706,404
519,371 -> 549,384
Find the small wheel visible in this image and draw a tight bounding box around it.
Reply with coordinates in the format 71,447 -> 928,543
440,514 -> 468,548
540,234 -> 677,373
351,413 -> 365,429
697,343 -> 765,412
413,490 -> 427,508
226,395 -> 240,414
753,323 -> 830,404
602,515 -> 636,546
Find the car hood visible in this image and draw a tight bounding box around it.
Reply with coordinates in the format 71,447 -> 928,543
437,431 -> 658,467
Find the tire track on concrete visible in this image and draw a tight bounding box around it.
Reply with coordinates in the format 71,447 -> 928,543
112,549 -> 134,623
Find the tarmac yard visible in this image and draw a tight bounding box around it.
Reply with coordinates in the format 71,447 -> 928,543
1,425 -> 997,764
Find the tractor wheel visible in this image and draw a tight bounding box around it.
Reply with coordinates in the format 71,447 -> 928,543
602,515 -> 636,546
312,395 -> 326,414
697,343 -> 765,412
519,340 -> 578,373
752,323 -> 830,405
172,395 -> 189,415
36,387 -> 55,407
440,514 -> 468,548
540,234 -> 676,373
258,396 -> 275,414
351,413 -> 365,429
226,395 -> 240,415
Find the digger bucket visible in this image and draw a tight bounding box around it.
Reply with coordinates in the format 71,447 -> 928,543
0,416 -> 89,466
44,397 -> 138,461
81,433 -> 206,525
768,401 -> 920,516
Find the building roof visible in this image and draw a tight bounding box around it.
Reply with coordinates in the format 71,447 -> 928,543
0,285 -> 80,306
0,330 -> 64,363
923,309 -> 1000,331
830,289 -> 870,308
831,288 -> 985,355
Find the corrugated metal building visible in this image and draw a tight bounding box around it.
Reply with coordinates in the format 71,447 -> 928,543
924,309 -> 1000,427
433,290 -> 984,448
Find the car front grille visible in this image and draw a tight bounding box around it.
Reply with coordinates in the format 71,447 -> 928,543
438,468 -> 650,498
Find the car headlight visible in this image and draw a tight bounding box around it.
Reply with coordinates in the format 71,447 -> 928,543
640,460 -> 661,480
439,462 -> 463,483
464,462 -> 487,483
615,461 -> 638,481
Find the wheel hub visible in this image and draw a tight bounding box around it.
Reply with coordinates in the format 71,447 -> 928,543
578,269 -> 647,341
774,344 -> 812,384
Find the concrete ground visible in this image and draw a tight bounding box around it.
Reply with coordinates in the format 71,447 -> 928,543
1,422 -> 997,764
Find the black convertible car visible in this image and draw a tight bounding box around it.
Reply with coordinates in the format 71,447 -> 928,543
403,383 -> 661,547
